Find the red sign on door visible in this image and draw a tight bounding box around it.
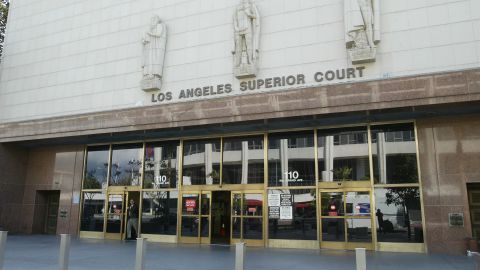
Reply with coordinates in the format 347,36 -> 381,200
185,199 -> 196,212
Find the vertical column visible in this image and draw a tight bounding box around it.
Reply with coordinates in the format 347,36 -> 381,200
356,157 -> 367,180
59,234 -> 71,270
0,231 -> 7,270
377,132 -> 386,184
323,135 -> 334,181
135,238 -> 147,270
153,147 -> 163,188
280,139 -> 289,187
205,143 -> 213,185
235,242 -> 245,270
241,141 -> 249,184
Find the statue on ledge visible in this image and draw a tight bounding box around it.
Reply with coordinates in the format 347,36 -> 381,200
141,15 -> 167,92
344,0 -> 380,64
232,0 -> 260,79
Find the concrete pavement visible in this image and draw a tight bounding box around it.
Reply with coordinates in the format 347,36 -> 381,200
1,235 -> 475,270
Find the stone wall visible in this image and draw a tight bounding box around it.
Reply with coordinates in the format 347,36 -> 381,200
1,145 -> 84,235
417,115 -> 480,255
1,68 -> 479,143
0,144 -> 28,232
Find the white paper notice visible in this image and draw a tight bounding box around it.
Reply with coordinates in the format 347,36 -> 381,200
280,206 -> 293,220
268,194 -> 281,207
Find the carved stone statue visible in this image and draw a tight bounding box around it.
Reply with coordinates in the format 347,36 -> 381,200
344,0 -> 380,64
141,15 -> 167,92
232,0 -> 260,79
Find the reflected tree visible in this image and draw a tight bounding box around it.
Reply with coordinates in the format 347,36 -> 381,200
385,187 -> 420,240
83,162 -> 108,189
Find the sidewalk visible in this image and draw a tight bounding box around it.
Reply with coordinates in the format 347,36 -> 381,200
2,235 -> 475,270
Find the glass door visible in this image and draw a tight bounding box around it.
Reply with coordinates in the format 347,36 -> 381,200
320,189 -> 373,250
179,191 -> 211,244
105,192 -> 127,240
231,191 -> 264,246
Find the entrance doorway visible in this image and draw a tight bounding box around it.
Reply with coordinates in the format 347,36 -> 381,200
104,190 -> 140,240
45,192 -> 60,234
33,190 -> 60,235
468,184 -> 480,246
320,189 -> 374,250
211,191 -> 231,244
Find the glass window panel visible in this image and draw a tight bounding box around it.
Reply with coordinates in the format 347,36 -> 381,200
182,194 -> 199,215
181,216 -> 198,237
318,127 -> 370,182
143,141 -> 179,189
243,218 -> 263,239
321,192 -> 344,216
182,139 -> 221,185
322,218 -> 345,242
371,123 -> 419,184
243,193 -> 263,217
232,193 -> 242,216
110,144 -> 143,186
268,131 -> 315,187
232,217 -> 241,239
345,192 -> 371,216
268,189 -> 317,240
201,193 -> 210,215
83,146 -> 109,189
346,218 -> 372,242
80,192 -> 105,232
141,191 -> 178,235
200,217 -> 209,237
222,136 -> 264,184
375,187 -> 424,243
106,194 -> 124,233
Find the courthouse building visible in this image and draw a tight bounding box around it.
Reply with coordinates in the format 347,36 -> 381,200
0,0 -> 480,255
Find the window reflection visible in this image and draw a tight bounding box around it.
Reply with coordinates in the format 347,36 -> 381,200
347,218 -> 372,242
231,192 -> 264,240
322,218 -> 345,241
268,189 -> 317,240
243,218 -> 263,239
321,192 -> 344,216
243,193 -> 263,216
144,141 -> 179,189
375,188 -> 423,243
110,144 -> 143,186
84,146 -> 109,189
141,191 -> 178,235
268,131 -> 315,186
345,192 -> 371,216
318,127 -> 370,182
182,139 -> 221,185
181,216 -> 198,237
80,192 -> 105,232
222,136 -> 264,184
371,123 -> 419,184
106,194 -> 124,233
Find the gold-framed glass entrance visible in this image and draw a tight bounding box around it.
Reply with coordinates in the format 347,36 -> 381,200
105,192 -> 126,239
231,191 -> 264,246
78,121 -> 426,253
179,191 -> 212,244
319,189 -> 374,250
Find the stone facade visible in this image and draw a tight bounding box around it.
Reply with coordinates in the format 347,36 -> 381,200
417,115 -> 480,255
0,68 -> 479,143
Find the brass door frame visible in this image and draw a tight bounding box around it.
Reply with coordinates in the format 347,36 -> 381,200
179,191 -> 212,244
230,190 -> 265,247
104,191 -> 128,240
319,188 -> 374,250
